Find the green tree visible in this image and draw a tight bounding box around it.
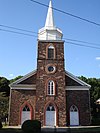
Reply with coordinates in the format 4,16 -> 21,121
0,75 -> 22,122
10,75 -> 23,84
79,76 -> 100,102
0,77 -> 10,96
0,92 -> 9,122
79,76 -> 100,120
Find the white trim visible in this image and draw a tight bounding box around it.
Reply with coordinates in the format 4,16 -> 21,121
48,80 -> 55,95
65,71 -> 91,88
10,70 -> 37,87
66,86 -> 89,90
11,84 -> 36,90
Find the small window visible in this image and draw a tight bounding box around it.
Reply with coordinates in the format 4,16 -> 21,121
47,65 -> 56,73
45,64 -> 56,74
48,66 -> 54,72
48,45 -> 54,59
48,80 -> 55,95
23,105 -> 30,111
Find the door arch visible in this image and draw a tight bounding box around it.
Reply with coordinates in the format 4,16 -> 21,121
21,104 -> 31,125
70,105 -> 79,126
45,104 -> 56,126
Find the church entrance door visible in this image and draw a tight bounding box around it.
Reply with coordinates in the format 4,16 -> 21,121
70,105 -> 79,126
21,105 -> 31,125
46,104 -> 56,126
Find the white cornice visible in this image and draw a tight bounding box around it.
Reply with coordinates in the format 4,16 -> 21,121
66,86 -> 89,91
11,84 -> 36,90
11,85 -> 89,91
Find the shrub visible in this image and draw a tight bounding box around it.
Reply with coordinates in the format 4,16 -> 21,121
0,121 -> 2,129
21,120 -> 41,133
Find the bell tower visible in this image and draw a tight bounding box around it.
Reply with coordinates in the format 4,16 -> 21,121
36,0 -> 66,126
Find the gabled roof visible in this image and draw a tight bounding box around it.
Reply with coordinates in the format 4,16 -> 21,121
65,71 -> 91,88
10,70 -> 91,90
10,70 -> 37,87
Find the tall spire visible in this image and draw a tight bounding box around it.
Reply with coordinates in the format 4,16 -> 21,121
38,0 -> 63,40
45,0 -> 55,29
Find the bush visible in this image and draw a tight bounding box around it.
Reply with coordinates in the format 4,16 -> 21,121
22,120 -> 41,133
0,121 -> 2,129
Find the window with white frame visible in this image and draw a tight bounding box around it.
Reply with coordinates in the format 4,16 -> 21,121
48,80 -> 55,95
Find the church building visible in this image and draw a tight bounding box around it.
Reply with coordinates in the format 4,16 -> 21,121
9,0 -> 91,127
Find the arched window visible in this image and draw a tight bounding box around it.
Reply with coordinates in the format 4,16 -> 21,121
48,45 -> 55,59
48,80 -> 55,95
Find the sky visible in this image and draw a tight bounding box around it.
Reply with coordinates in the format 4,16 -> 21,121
0,0 -> 100,79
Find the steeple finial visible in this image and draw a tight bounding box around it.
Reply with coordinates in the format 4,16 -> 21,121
45,0 -> 55,29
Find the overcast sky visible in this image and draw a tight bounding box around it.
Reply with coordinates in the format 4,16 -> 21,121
0,0 -> 100,79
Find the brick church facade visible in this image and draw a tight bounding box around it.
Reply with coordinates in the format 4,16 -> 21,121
9,0 -> 91,127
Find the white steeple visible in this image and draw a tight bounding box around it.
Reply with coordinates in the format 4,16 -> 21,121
38,0 -> 63,40
45,0 -> 55,29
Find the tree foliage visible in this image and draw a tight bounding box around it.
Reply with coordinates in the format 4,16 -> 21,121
10,75 -> 23,84
0,76 -> 22,122
79,76 -> 100,118
0,92 -> 9,122
0,77 -> 10,96
79,76 -> 100,102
